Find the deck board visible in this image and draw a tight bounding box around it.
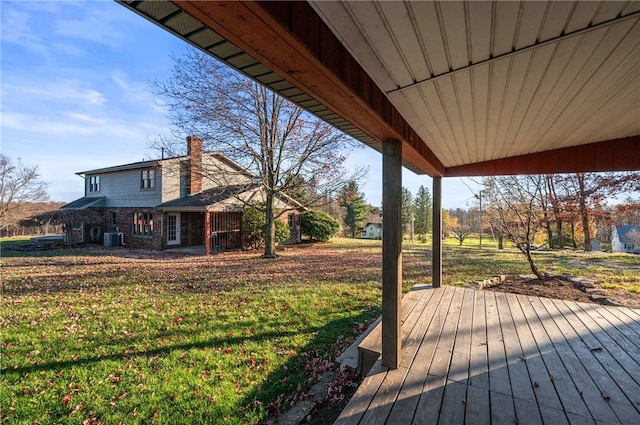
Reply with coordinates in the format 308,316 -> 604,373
335,286 -> 640,425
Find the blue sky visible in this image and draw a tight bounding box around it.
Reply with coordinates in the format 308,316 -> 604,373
1,0 -> 481,210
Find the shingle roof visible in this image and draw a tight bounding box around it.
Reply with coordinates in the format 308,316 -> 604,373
61,197 -> 106,209
616,225 -> 640,243
156,185 -> 254,210
75,152 -> 254,177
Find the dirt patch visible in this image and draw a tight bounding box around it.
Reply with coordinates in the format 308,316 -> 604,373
303,386 -> 357,425
480,275 -> 640,309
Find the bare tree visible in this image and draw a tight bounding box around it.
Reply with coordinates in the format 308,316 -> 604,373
484,175 -> 546,279
151,48 -> 364,257
450,223 -> 473,246
0,155 -> 49,232
544,175 -> 565,249
559,172 -> 639,251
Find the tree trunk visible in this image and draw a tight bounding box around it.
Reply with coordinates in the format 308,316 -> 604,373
263,193 -> 277,258
521,246 -> 545,279
577,175 -> 592,251
498,235 -> 503,250
555,220 -> 564,249
570,222 -> 577,248
544,210 -> 553,249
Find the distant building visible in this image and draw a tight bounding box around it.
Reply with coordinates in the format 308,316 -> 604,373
611,225 -> 640,254
362,222 -> 382,239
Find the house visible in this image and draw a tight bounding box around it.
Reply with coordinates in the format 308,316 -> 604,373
361,222 -> 382,239
61,136 -> 303,253
611,225 -> 640,254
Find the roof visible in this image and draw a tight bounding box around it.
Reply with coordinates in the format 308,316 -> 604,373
615,225 -> 640,243
156,185 -> 305,212
118,1 -> 640,177
61,196 -> 106,209
76,159 -> 161,176
76,152 -> 253,177
156,185 -> 252,211
365,222 -> 383,228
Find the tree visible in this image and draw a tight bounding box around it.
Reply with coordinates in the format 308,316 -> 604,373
450,223 -> 473,246
339,180 -> 368,237
151,47 -> 364,258
441,210 -> 457,238
558,172 -> 639,251
242,205 -> 290,250
401,187 -> 414,239
1,155 -> 49,232
543,175 -> 565,249
301,210 -> 340,241
414,185 -> 432,238
484,175 -> 546,278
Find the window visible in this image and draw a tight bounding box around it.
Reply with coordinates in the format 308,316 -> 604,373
89,175 -> 100,192
141,169 -> 155,189
132,212 -> 153,237
109,212 -> 117,226
288,213 -> 295,228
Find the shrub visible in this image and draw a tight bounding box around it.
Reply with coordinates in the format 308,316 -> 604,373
301,210 -> 340,241
243,206 -> 290,249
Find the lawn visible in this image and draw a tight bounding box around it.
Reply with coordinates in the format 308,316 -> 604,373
2,237 -> 638,424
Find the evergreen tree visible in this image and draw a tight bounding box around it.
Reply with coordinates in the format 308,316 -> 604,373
414,185 -> 432,237
401,187 -> 414,237
339,180 -> 368,237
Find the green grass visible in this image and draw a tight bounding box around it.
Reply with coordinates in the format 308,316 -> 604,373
1,236 -> 31,250
2,241 -> 383,424
2,237 -> 638,424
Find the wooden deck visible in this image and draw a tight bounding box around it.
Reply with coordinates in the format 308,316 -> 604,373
335,286 -> 640,425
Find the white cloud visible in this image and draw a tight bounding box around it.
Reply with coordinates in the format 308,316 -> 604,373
2,111 -> 139,139
0,7 -> 51,58
53,4 -> 131,49
3,78 -> 107,108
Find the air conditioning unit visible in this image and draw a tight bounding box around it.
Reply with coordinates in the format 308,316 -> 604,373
103,232 -> 120,247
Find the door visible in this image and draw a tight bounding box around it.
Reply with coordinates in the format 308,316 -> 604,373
167,213 -> 181,245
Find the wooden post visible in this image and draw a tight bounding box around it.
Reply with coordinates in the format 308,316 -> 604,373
432,177 -> 442,288
204,212 -> 211,256
382,139 -> 402,369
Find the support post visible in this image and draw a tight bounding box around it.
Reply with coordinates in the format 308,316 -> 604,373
204,212 -> 211,256
382,139 -> 402,369
432,177 -> 442,288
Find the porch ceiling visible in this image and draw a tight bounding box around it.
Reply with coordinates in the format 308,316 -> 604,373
119,1 -> 640,177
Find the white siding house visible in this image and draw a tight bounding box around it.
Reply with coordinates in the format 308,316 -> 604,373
362,222 -> 382,239
62,136 -> 303,253
611,225 -> 640,254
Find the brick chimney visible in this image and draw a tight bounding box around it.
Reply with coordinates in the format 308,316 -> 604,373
186,136 -> 203,195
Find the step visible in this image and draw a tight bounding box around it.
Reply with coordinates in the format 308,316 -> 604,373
337,284 -> 432,376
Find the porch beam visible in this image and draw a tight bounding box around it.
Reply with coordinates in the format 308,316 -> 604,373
445,135 -> 640,176
432,177 -> 442,288
382,139 -> 402,369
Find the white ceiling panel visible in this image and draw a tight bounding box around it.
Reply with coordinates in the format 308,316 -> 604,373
405,1 -> 449,76
514,1 -> 547,49
467,1 -> 493,62
538,1 -> 575,42
492,1 -> 520,56
310,0 -> 640,168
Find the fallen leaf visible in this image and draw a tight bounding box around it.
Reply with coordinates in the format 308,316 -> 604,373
62,393 -> 72,407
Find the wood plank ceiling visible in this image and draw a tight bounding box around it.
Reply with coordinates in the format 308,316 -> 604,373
119,1 -> 640,177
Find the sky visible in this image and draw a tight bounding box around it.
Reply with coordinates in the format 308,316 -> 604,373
1,0 -> 482,211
